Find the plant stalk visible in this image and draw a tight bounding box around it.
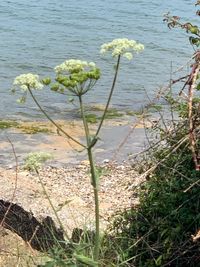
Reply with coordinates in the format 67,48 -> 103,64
78,95 -> 100,262
27,86 -> 85,148
95,55 -> 121,137
88,147 -> 100,261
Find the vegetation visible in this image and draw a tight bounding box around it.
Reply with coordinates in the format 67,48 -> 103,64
2,2 -> 200,266
19,125 -> 51,134
12,38 -> 144,266
0,119 -> 51,134
23,152 -> 53,171
84,108 -> 124,124
0,120 -> 19,129
105,2 -> 200,266
109,120 -> 200,266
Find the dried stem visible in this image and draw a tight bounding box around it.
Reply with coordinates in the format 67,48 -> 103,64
0,138 -> 18,227
187,55 -> 200,170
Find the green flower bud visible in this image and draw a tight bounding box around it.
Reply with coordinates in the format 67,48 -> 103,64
62,79 -> 77,88
51,83 -> 60,91
56,75 -> 67,83
41,77 -> 51,85
87,68 -> 101,80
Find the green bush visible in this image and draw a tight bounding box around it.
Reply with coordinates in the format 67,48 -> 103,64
108,116 -> 200,266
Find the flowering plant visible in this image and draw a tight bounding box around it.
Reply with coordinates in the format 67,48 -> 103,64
100,38 -> 144,59
13,73 -> 44,91
54,59 -> 96,74
12,38 -> 144,264
53,59 -> 100,96
13,73 -> 44,103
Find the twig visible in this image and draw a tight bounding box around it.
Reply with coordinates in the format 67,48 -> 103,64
130,135 -> 188,187
0,138 -> 18,227
183,178 -> 200,192
35,169 -> 70,241
187,56 -> 200,170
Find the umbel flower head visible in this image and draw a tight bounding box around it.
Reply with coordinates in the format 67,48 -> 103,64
13,73 -> 43,91
13,73 -> 43,103
100,38 -> 144,60
54,59 -> 100,96
55,59 -> 96,74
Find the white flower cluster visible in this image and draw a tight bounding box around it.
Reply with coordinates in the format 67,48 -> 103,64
13,73 -> 43,91
55,59 -> 96,74
100,38 -> 144,60
24,152 -> 53,171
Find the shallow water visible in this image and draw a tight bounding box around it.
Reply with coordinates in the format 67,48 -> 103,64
0,0 -> 197,120
0,122 -> 149,166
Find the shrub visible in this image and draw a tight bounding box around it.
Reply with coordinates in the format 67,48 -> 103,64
107,110 -> 200,266
107,4 -> 200,266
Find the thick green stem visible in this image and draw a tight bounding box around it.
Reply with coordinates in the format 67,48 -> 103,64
27,86 -> 86,148
77,56 -> 122,261
95,55 -> 121,137
88,147 -> 100,261
78,95 -> 100,262
78,95 -> 90,144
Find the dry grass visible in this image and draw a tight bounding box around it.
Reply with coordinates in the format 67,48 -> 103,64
0,227 -> 45,267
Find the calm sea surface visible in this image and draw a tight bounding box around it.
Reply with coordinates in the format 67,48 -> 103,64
0,0 -> 197,120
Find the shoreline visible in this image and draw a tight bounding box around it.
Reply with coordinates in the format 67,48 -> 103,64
0,117 -> 152,168
0,117 -> 147,265
0,162 -> 142,232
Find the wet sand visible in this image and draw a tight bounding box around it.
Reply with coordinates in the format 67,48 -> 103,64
0,117 -> 153,167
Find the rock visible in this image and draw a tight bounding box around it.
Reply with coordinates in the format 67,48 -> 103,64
102,159 -> 109,164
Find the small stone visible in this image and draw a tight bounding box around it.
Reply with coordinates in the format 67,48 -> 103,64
80,160 -> 90,166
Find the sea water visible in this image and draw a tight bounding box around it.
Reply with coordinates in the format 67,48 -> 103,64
0,0 -> 197,120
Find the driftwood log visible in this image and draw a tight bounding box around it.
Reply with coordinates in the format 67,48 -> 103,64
0,199 -> 66,252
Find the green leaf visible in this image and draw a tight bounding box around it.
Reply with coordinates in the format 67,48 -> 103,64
188,25 -> 199,34
74,253 -> 98,266
155,255 -> 163,266
38,261 -> 55,267
196,83 -> 200,90
189,36 -> 200,46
